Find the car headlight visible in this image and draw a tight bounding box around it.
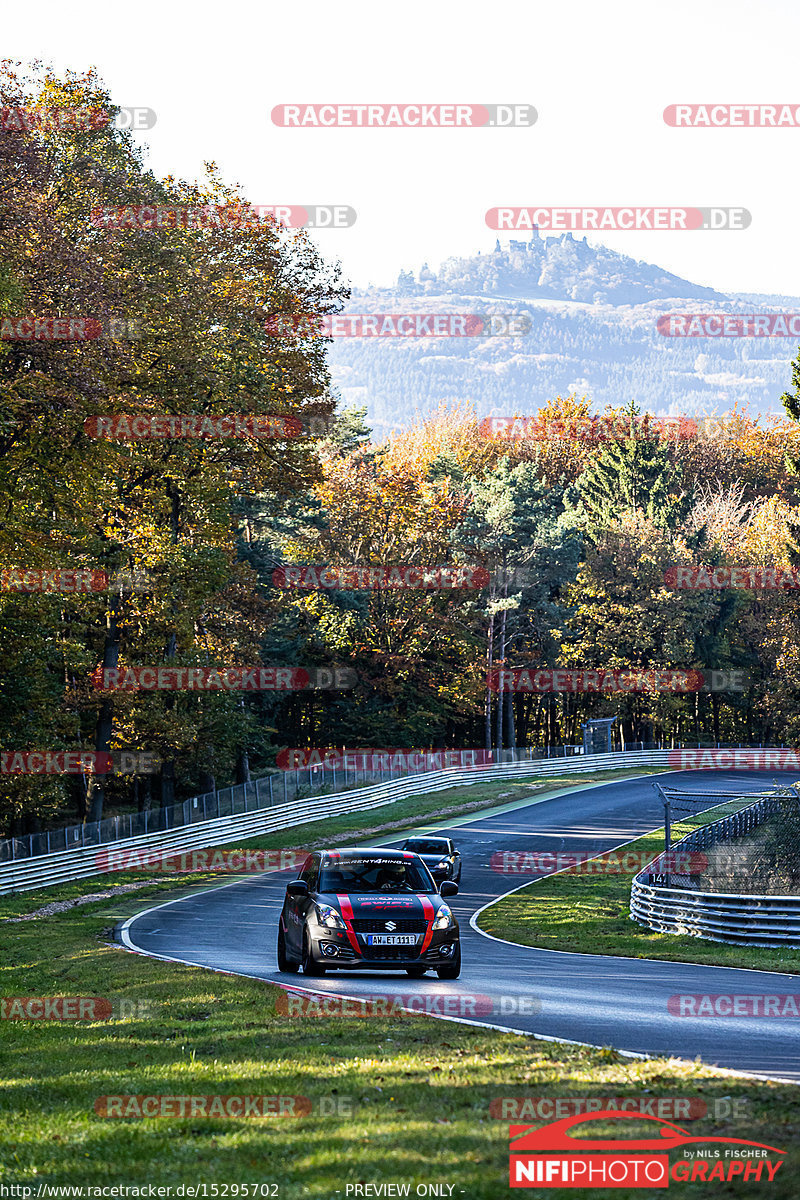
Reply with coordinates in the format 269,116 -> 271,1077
432,904 -> 454,930
435,860 -> 449,870
315,904 -> 346,930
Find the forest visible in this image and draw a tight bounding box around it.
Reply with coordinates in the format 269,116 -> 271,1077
4,66 -> 800,838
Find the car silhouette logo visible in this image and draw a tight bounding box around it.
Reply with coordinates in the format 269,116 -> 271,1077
510,1111 -> 785,1154
385,921 -> 397,931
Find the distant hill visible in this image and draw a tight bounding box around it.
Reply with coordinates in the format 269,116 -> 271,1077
326,236 -> 798,437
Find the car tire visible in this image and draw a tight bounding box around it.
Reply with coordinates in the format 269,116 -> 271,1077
405,966 -> 427,977
277,924 -> 300,973
455,865 -> 462,884
301,930 -> 326,975
436,944 -> 461,980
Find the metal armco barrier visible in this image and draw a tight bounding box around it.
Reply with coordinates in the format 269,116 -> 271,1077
630,883 -> 800,946
631,788 -> 800,947
1,748 -> 678,895
1,745 -> 584,864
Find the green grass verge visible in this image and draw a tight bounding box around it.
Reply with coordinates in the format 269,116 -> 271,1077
1,882 -> 798,1197
476,807 -> 800,974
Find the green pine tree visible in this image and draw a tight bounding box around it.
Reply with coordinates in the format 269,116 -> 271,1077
576,402 -> 688,536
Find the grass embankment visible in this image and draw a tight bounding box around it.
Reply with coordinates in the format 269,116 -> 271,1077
1,880 -> 798,1197
1,769 -> 798,1194
477,805 -> 800,974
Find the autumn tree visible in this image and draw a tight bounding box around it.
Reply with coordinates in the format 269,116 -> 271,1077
0,64 -> 346,832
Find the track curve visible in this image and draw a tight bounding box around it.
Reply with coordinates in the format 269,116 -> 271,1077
119,770 -> 800,1082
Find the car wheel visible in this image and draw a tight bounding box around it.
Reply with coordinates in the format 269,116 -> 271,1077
436,943 -> 461,980
277,924 -> 300,973
301,930 -> 326,975
405,966 -> 427,977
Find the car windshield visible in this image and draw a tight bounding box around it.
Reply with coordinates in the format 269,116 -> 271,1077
318,856 -> 436,893
404,839 -> 449,855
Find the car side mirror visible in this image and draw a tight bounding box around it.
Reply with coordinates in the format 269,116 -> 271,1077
286,880 -> 309,898
440,881 -> 458,897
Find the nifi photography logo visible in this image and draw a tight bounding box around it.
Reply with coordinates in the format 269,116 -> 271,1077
508,1110 -> 785,1188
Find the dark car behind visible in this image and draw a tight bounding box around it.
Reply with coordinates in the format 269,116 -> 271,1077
399,836 -> 461,883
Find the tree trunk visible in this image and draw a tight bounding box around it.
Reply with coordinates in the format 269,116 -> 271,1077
159,629 -> 178,810
86,606 -> 121,823
495,606 -> 506,753
711,693 -> 720,744
160,480 -> 181,809
496,560 -> 508,752
159,760 -> 175,812
198,771 -> 216,794
74,771 -> 87,822
506,677 -> 516,752
137,775 -> 153,813
485,612 -> 495,752
236,749 -> 251,784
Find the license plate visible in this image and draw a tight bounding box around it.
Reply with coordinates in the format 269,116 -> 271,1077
365,934 -> 417,946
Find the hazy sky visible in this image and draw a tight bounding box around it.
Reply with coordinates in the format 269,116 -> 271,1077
5,0 -> 799,296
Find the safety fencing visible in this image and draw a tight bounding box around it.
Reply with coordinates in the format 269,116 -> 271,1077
1,747 -> 678,895
630,786 -> 800,947
0,745 -> 584,865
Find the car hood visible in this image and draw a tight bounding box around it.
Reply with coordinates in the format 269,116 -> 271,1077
414,853 -> 449,864
316,892 -> 442,918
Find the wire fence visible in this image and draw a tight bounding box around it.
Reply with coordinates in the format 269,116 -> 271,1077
650,781 -> 800,895
2,738 -> 777,866
0,744 -> 586,864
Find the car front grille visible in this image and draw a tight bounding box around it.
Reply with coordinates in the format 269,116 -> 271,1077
360,944 -> 420,961
350,919 -> 426,933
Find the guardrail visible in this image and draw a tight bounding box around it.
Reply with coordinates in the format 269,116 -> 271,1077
630,883 -> 800,946
1,748 -> 678,896
1,745 -> 586,864
630,788 -> 800,947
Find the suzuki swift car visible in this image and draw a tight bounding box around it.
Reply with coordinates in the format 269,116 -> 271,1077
276,847 -> 461,978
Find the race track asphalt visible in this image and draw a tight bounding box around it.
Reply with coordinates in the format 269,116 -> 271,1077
119,769 -> 800,1082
